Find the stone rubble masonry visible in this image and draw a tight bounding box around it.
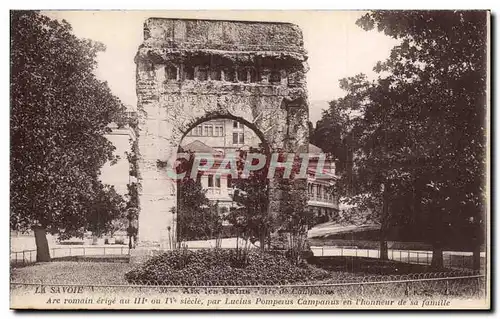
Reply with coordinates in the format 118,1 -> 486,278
133,18 -> 309,257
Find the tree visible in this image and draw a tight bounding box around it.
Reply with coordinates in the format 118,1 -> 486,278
125,134 -> 139,248
313,11 -> 487,268
85,184 -> 125,242
10,11 -> 125,261
275,165 -> 312,264
313,74 -> 393,259
229,147 -> 272,250
356,11 -> 487,269
173,152 -> 222,243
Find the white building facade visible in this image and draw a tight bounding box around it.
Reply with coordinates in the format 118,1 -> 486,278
100,122 -> 137,197
180,119 -> 339,223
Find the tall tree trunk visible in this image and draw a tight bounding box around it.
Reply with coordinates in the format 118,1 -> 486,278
379,237 -> 388,260
472,238 -> 481,271
431,242 -> 444,270
33,226 -> 50,262
379,182 -> 389,260
259,233 -> 265,250
430,207 -> 445,270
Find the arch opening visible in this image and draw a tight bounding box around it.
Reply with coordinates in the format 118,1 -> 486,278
173,116 -> 270,248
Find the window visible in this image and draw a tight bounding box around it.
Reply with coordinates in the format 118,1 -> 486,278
210,69 -> 221,81
233,132 -> 244,144
270,70 -> 281,83
249,68 -> 258,83
316,185 -> 321,198
166,65 -> 178,81
193,125 -> 202,136
204,125 -> 213,136
237,68 -> 248,82
197,67 -> 208,81
227,175 -> 232,188
215,176 -> 221,188
144,62 -> 154,72
233,121 -> 243,129
214,125 -> 224,136
208,175 -> 214,187
184,65 -> 194,80
224,68 -> 235,82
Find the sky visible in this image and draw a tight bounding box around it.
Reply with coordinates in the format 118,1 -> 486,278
42,10 -> 399,123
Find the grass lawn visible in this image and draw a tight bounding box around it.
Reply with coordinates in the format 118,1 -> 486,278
310,256 -> 434,275
11,262 -> 135,285
11,256 -> 461,286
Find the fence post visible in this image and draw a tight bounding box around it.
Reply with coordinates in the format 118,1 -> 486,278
477,277 -> 482,297
22,251 -> 25,265
405,282 -> 410,296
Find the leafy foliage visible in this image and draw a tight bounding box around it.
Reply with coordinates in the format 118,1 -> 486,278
174,152 -> 223,242
274,152 -> 314,263
10,11 -> 126,238
228,147 -> 273,248
313,11 -> 487,268
125,249 -> 329,284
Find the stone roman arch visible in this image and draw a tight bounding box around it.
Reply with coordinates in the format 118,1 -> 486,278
133,18 -> 309,252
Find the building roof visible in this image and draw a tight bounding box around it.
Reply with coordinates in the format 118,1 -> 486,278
298,143 -> 324,155
308,223 -> 380,238
181,140 -> 215,153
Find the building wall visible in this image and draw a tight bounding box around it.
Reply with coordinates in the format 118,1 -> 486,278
181,119 -> 339,224
100,125 -> 136,197
182,118 -> 260,153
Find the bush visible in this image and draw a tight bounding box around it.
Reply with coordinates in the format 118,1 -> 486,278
125,249 -> 330,285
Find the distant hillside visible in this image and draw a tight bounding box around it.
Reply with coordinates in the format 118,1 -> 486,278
309,100 -> 330,126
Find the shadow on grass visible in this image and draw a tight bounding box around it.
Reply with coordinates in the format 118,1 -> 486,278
309,256 -> 446,275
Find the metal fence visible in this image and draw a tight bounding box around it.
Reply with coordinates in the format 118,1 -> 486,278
123,270 -> 480,286
310,246 -> 480,270
10,246 -> 130,266
11,245 -> 481,270
10,272 -> 486,299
